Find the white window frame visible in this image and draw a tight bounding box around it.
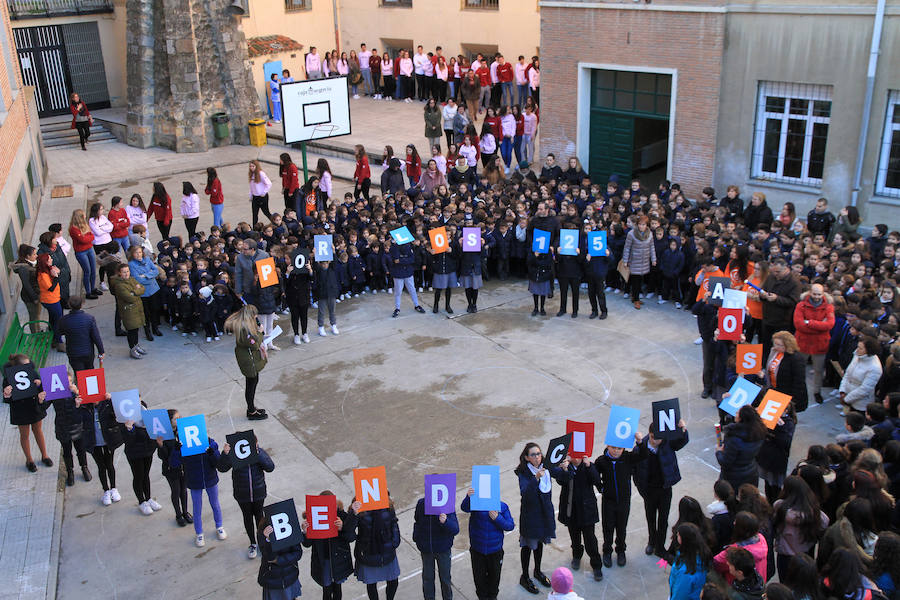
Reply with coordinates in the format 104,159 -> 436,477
751,81 -> 832,187
875,90 -> 900,198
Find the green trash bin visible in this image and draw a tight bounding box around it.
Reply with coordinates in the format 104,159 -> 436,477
211,113 -> 230,139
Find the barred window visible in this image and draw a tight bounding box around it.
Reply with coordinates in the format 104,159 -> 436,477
752,82 -> 832,187
285,0 -> 311,9
876,90 -> 900,198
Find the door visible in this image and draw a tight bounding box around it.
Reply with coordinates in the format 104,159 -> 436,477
263,60 -> 283,118
60,22 -> 110,111
589,111 -> 634,184
13,25 -> 73,117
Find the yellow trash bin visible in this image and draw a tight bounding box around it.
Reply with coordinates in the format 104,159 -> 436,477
248,119 -> 267,147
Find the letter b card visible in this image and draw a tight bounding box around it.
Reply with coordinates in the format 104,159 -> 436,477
265,498 -> 302,551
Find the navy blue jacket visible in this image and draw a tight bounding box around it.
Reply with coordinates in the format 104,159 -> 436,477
460,495 -> 515,554
412,498 -> 460,553
80,399 -> 123,451
171,437 -> 220,490
692,298 -> 719,341
633,429 -> 689,493
459,245 -> 482,277
715,422 -> 764,489
302,508 -> 357,587
594,448 -> 644,503
354,507 -> 400,567
216,446 -> 275,503
122,423 -> 157,459
57,309 -> 105,357
660,247 -> 686,278
257,530 -> 302,591
516,465 -> 568,539
314,263 -> 341,299
348,255 -> 366,281
389,243 -> 416,279
584,252 -> 610,279
558,461 -> 601,527
527,252 -> 553,283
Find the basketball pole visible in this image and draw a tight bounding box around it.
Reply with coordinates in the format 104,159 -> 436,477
301,141 -> 309,183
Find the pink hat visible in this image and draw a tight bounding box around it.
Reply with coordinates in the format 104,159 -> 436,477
551,567 -> 573,593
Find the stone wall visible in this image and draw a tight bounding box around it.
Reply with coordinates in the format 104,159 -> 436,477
125,0 -> 260,152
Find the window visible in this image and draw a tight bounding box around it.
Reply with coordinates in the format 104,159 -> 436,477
876,90 -> 900,198
752,82 -> 832,186
26,160 -> 34,191
3,225 -> 16,275
380,0 -> 412,6
463,0 -> 499,9
284,0 -> 310,10
16,186 -> 29,226
591,70 -> 671,117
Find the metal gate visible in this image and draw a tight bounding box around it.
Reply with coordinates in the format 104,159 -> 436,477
60,22 -> 110,110
13,25 -> 73,117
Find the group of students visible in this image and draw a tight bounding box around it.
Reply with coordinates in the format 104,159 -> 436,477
302,43 -> 540,108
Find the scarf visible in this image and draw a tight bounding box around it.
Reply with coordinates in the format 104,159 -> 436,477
527,462 -> 551,493
768,351 -> 784,388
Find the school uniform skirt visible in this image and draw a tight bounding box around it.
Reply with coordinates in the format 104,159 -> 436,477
356,557 -> 400,584
528,280 -> 551,296
459,274 -> 482,289
431,272 -> 458,290
262,579 -> 301,600
7,397 -> 47,426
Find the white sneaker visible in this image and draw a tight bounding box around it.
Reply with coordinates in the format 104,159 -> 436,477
331,324 -> 339,335
195,534 -> 205,547
319,326 -> 327,337
182,332 -> 188,337
293,334 -> 302,345
353,293 -> 359,298
605,286 -> 613,293
248,544 -> 258,559
110,488 -> 121,502
101,490 -> 112,506
301,334 -> 310,343
206,337 -> 212,343
216,527 -> 227,540
214,336 -> 221,341
658,298 -> 666,304
336,298 -> 342,304
646,292 -> 655,299
418,287 -> 424,292
372,289 -> 378,294
139,501 -> 154,516
172,325 -> 178,331
353,94 -> 360,99
190,331 -> 197,337
148,498 -> 163,511
268,344 -> 280,351
281,307 -> 290,315
693,337 -> 703,345
675,302 -> 683,309
272,314 -> 280,322
624,293 -> 630,299
312,302 -> 318,308
100,282 -> 109,291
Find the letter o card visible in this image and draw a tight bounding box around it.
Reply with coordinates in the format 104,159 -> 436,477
226,430 -> 259,467
462,227 -> 481,252
314,235 -> 334,262
256,256 -> 278,287
110,389 -> 142,425
718,308 -> 744,341
39,365 -> 70,401
176,414 -> 209,456
353,466 -> 389,512
605,405 -> 641,447
737,344 -> 764,375
4,363 -> 38,401
305,495 -> 337,539
76,368 -> 106,403
424,473 -> 456,515
757,389 -> 792,429
428,227 -> 449,254
544,433 -> 572,468
291,249 -> 309,271
566,420 -> 595,458
265,498 -> 302,551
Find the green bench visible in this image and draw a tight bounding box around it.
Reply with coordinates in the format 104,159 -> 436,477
0,313 -> 55,368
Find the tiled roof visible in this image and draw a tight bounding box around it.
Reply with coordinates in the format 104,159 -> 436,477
247,35 -> 304,58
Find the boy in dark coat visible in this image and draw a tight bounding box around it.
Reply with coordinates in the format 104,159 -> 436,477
660,237 -> 686,306
461,488 -> 515,600
558,456 -> 604,581
314,260 -> 341,336
413,495 -> 460,600
492,221 -> 514,280
347,246 -> 366,296
594,432 -> 644,567
174,281 -> 197,335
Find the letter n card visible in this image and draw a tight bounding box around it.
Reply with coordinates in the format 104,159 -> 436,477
353,466 -> 389,512
76,368 -> 106,403
565,420 -> 595,458
652,398 -> 682,440
737,344 -> 764,375
256,257 -> 278,288
305,494 -> 337,539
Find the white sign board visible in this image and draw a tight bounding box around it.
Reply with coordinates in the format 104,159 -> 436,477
281,77 -> 351,144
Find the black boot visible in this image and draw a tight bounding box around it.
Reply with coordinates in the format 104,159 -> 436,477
445,289 -> 453,314
66,468 -> 75,486
81,465 -> 92,482
433,292 -> 440,314
144,326 -> 154,341
152,325 -> 163,336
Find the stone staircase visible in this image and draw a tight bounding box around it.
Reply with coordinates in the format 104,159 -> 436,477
39,114 -> 117,149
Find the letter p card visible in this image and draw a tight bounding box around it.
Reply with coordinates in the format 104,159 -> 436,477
256,257 -> 278,288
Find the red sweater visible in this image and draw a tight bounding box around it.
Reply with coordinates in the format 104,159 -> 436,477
497,62 -> 513,83
69,102 -> 91,129
406,154 -> 422,182
485,116 -> 501,141
205,178 -> 224,205
476,66 -> 490,87
282,164 -> 300,194
69,226 -> 95,252
148,194 -> 172,225
354,156 -> 371,181
108,207 -> 130,239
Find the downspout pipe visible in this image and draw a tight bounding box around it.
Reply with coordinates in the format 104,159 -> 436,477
850,0 -> 886,207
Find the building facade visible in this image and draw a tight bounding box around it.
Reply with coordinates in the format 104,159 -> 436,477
1,0 -> 47,334
540,0 -> 900,224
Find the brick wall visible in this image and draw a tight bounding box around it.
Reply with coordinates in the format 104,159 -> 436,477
540,6 -> 724,196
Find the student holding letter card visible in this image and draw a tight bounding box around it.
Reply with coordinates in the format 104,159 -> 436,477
121,399 -> 163,516
555,228 -> 583,318
461,486 -> 515,600
2,354 -> 51,472
80,390 -> 122,506
352,490 -> 401,600
156,409 -> 191,527
526,244 -> 553,316
51,368 -> 92,486
515,442 -> 570,594
218,432 -> 276,559
413,485 -> 460,600
558,451 -> 604,581
583,220 -> 610,319
459,225 -> 486,314
302,491 -> 359,600
257,516 -> 303,600
428,226 -> 459,315
715,405 -> 766,492
170,432 -> 226,548
756,399 -> 796,503
595,429 -> 644,569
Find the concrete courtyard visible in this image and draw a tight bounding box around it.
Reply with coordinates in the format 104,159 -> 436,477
4,98 -> 847,600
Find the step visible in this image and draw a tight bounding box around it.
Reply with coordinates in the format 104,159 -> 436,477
44,133 -> 117,148
41,125 -> 109,140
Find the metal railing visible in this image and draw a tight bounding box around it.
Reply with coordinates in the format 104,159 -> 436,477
463,0 -> 499,9
8,0 -> 114,19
